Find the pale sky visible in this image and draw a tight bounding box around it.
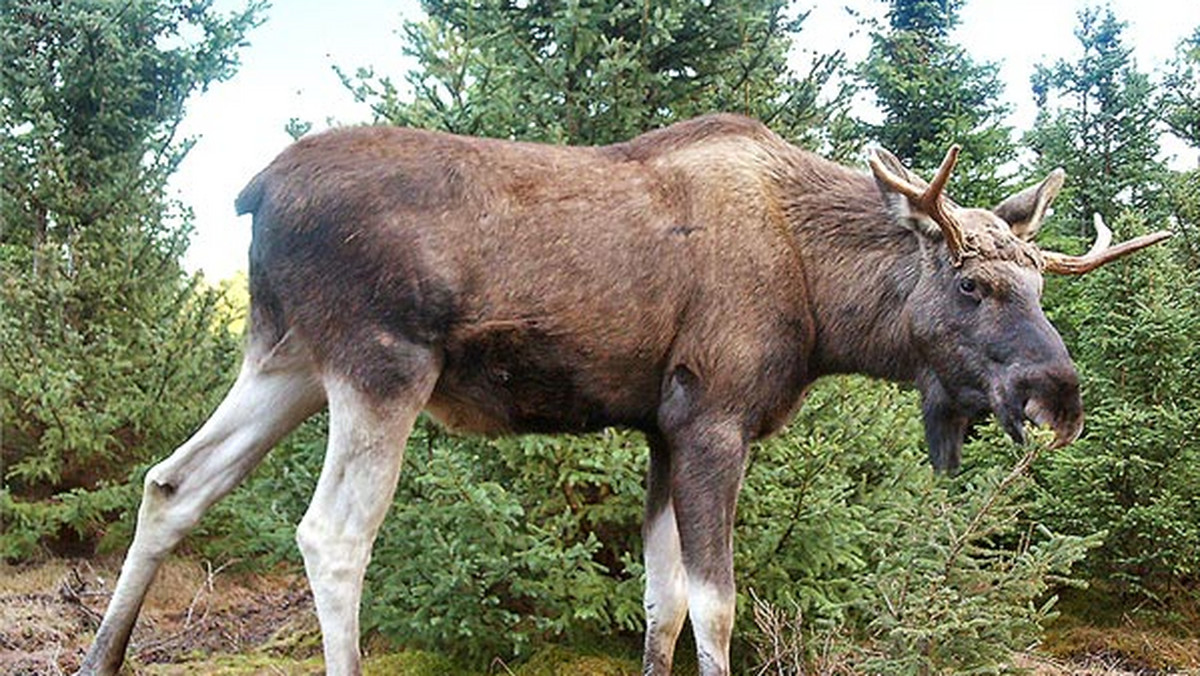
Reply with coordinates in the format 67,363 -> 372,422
173,0 -> 1200,280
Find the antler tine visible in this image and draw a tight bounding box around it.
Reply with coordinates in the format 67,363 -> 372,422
1042,213 -> 1172,275
1085,212 -> 1113,256
924,145 -> 960,209
867,152 -> 923,201
922,146 -> 966,260
868,145 -> 967,264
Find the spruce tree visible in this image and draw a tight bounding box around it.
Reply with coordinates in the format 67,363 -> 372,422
858,0 -> 1015,205
1162,26 -> 1200,266
1023,10 -> 1200,603
340,0 -> 848,147
1024,7 -> 1165,235
1162,26 -> 1200,152
0,0 -> 263,558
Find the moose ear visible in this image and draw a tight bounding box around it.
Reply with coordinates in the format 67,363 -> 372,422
993,168 -> 1066,240
871,148 -> 941,238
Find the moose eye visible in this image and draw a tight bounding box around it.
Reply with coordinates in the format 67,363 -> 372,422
958,278 -> 978,296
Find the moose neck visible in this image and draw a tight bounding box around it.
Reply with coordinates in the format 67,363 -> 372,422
779,159 -> 924,384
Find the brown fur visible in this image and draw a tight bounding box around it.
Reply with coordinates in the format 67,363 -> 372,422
236,113 -> 1080,453
239,115 -> 821,442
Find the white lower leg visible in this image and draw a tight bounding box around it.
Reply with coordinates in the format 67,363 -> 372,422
296,521 -> 375,672
642,503 -> 688,674
79,351 -> 322,676
687,579 -> 736,676
297,375 -> 433,676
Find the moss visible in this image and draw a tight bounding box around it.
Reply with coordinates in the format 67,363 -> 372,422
365,651 -> 480,675
256,615 -> 324,659
1043,588 -> 1200,673
140,651 -> 474,675
513,645 -> 641,676
140,654 -> 324,674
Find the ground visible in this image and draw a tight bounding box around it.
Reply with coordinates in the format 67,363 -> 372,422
2,557 -> 1197,675
1,557 -> 322,675
0,556 -> 641,675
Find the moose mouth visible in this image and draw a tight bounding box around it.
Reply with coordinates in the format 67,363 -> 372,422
992,376 -> 1084,450
923,368 -> 1083,472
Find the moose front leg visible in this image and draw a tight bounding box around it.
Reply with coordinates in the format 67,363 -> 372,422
664,419 -> 747,676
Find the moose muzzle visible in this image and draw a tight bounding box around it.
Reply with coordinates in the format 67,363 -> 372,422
993,360 -> 1083,449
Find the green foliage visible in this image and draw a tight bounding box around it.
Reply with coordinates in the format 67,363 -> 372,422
0,0 -> 263,558
1025,7 -> 1167,232
853,449 -> 1098,673
363,421 -> 646,663
1035,213 -> 1200,600
1162,26 -> 1200,148
1016,9 -> 1200,604
736,376 -> 925,626
737,379 -> 1096,674
1166,168 -> 1200,269
858,0 -> 1016,205
340,0 -> 850,149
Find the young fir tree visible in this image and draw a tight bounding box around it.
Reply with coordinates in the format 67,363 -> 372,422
1162,26 -> 1200,267
1161,26 -> 1200,155
1032,210 -> 1200,601
858,0 -> 1015,205
0,0 -> 263,559
1024,7 -> 1166,236
1021,10 -> 1200,604
341,0 -> 849,148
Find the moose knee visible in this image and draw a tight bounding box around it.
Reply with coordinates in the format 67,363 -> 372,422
295,513 -> 338,567
294,515 -> 319,558
142,467 -> 178,501
133,464 -> 207,545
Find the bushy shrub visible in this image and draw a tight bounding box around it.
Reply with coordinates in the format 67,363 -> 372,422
362,421 -> 646,662
1034,212 -> 1200,600
0,0 -> 259,560
738,379 -> 1097,674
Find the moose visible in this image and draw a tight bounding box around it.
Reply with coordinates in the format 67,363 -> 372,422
79,114 -> 1168,675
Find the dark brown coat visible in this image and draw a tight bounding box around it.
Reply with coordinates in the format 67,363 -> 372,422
237,115 -> 816,442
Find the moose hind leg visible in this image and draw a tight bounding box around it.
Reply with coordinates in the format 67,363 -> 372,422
670,421 -> 746,676
296,356 -> 438,676
78,345 -> 325,676
642,434 -> 688,675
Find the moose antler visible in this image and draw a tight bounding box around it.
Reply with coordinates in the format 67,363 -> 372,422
869,145 -> 969,265
1042,213 -> 1173,275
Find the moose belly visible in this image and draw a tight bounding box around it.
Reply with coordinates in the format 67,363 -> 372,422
427,322 -> 661,436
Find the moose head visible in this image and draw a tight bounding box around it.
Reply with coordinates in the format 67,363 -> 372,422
868,145 -> 1170,470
